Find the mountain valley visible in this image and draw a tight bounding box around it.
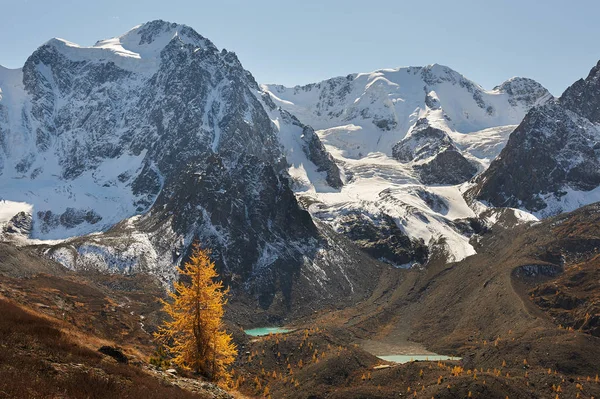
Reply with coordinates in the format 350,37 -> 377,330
1,20 -> 600,398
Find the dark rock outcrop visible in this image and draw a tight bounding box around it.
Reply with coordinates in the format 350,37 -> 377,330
98,346 -> 128,364
415,149 -> 478,185
393,119 -> 477,185
37,208 -> 102,233
2,212 -> 33,236
469,60 -> 600,214
334,211 -> 428,267
561,60 -> 600,123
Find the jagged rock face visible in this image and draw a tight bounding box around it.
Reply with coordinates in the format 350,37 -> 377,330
38,208 -> 102,233
302,124 -> 343,188
392,120 -> 454,163
469,60 -> 600,216
392,119 -> 477,185
470,103 -> 600,211
415,150 -> 478,186
139,153 -> 319,308
2,212 -> 32,236
132,40 -> 279,169
21,48 -> 131,177
334,211 -> 428,267
561,60 -> 600,123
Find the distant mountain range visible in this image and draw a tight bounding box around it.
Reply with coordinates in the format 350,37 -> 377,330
263,64 -> 550,264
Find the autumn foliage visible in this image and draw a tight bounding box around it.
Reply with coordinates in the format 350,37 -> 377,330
156,244 -> 237,383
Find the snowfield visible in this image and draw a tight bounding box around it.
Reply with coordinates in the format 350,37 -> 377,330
263,65 -> 551,156
264,65 -> 551,262
0,140 -> 152,239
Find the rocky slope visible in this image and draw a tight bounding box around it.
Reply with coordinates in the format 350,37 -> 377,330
468,60 -> 600,216
0,20 -> 378,315
306,202 -> 600,382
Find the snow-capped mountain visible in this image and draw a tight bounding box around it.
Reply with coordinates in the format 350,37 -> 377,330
264,66 -> 550,163
0,21 -> 380,313
2,20 -> 273,239
263,66 -> 550,263
468,60 -> 600,217
0,19 -> 564,311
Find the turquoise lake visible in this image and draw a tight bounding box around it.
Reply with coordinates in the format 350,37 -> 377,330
378,355 -> 460,363
244,327 -> 291,336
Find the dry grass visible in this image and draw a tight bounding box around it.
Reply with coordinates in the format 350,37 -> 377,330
0,298 -> 208,399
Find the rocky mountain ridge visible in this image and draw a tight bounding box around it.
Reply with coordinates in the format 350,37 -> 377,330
469,60 -> 600,216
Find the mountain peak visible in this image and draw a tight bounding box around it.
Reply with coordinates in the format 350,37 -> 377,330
28,21 -> 220,75
43,37 -> 80,49
94,20 -> 217,60
560,58 -> 600,123
493,77 -> 552,107
423,63 -> 457,75
493,76 -> 547,94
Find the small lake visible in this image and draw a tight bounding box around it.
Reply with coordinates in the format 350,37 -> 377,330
244,327 -> 292,336
378,355 -> 460,363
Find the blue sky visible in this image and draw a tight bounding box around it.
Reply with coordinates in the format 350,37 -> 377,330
1,0 -> 599,96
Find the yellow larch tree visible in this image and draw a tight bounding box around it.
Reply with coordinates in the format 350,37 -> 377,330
155,243 -> 237,383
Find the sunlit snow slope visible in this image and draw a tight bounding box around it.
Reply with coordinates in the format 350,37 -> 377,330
263,65 -> 551,263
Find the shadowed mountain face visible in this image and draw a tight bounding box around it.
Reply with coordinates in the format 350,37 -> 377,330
561,60 -> 600,124
468,60 -> 600,216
